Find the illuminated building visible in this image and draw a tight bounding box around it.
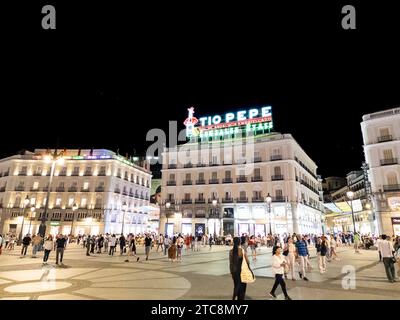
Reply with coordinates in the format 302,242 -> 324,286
160,106 -> 324,237
361,107 -> 400,236
0,149 -> 152,236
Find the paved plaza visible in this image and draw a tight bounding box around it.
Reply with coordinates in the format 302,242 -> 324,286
0,244 -> 399,300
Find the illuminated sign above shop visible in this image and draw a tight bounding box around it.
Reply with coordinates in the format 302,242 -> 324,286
184,106 -> 273,139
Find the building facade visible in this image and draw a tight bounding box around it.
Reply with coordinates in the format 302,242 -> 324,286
160,131 -> 324,237
361,107 -> 400,236
0,149 -> 152,237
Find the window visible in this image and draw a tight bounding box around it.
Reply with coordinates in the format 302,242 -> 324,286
254,168 -> 261,177
239,191 -> 246,199
55,197 -> 62,206
81,198 -> 87,207
36,166 -> 42,174
167,193 -> 174,201
68,197 -> 74,207
199,172 -> 204,180
184,193 -> 191,200
387,173 -> 398,185
169,173 -> 175,181
225,191 -> 231,199
383,149 -> 394,159
33,181 -> 39,190
274,166 -> 281,176
30,197 -> 36,205
225,171 -> 231,179
83,182 -> 89,190
72,181 -> 78,187
198,193 -> 204,200
273,148 -> 281,156
212,172 -> 217,179
380,128 -> 390,137
100,166 -> 106,172
59,182 -> 65,188
275,189 -> 283,198
73,166 -> 79,172
212,156 -> 218,164
131,173 -> 134,181
185,173 -> 191,180
211,192 -> 217,199
253,190 -> 262,199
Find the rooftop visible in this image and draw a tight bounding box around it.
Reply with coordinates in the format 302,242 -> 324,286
362,106 -> 400,122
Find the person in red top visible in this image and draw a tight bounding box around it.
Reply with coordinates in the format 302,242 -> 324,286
248,235 -> 257,261
185,235 -> 191,252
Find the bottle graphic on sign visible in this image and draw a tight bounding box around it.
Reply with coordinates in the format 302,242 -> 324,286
184,107 -> 199,137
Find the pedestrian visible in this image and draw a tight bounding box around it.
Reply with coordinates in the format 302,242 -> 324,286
377,235 -> 383,262
144,233 -> 152,260
354,232 -> 361,253
55,234 -> 67,265
283,237 -> 296,280
97,234 -> 104,254
119,235 -> 126,255
156,234 -> 164,252
31,233 -> 43,258
185,235 -> 191,252
86,235 -> 91,256
229,237 -> 249,300
295,235 -> 309,281
209,234 -> 213,250
168,237 -> 177,262
164,235 -> 170,255
8,235 -> 15,250
269,245 -> 292,300
248,235 -> 257,261
316,236 -> 328,274
109,234 -> 116,255
90,235 -> 95,254
176,234 -> 184,261
128,234 -> 140,262
329,234 -> 340,261
381,234 -> 396,283
20,234 -> 32,258
43,235 -> 54,265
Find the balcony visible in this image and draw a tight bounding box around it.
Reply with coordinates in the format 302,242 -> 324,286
3,171 -> 9,177
272,196 -> 285,202
271,175 -> 284,181
96,187 -> 105,192
195,179 -> 206,185
209,162 -> 219,166
98,171 -> 106,176
68,187 -> 78,192
383,184 -> 400,192
182,180 -> 193,185
251,176 -> 263,182
222,197 -> 233,203
114,188 -> 121,194
182,199 -> 193,204
58,171 -> 67,176
168,164 -> 177,169
18,171 -> 27,176
380,158 -> 398,166
94,204 -> 103,209
236,176 -> 248,183
71,171 -> 79,176
116,174 -> 122,179
208,198 -> 219,204
209,179 -> 219,184
129,192 -> 134,197
378,135 -> 393,143
253,156 -> 262,163
124,176 -> 129,181
33,172 -> 42,176
15,186 -> 25,191
271,155 -> 282,161
195,198 -> 206,204
183,163 -> 193,168
167,180 -> 176,186
196,163 -> 206,167
165,199 -> 175,205
56,187 -> 65,192
30,187 -> 39,192
51,217 -> 61,221
122,190 -> 128,196
64,216 -> 74,221
236,197 -> 248,203
84,171 -> 92,176
252,197 -> 264,202
134,194 -> 139,199
42,186 -> 50,192
222,178 -> 233,183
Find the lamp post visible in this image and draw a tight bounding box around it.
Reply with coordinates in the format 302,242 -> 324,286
212,199 -> 217,238
71,203 -> 78,237
165,202 -> 171,236
28,205 -> 36,235
121,202 -> 128,236
266,193 -> 272,235
346,190 -> 357,233
18,195 -> 31,245
39,150 -> 64,237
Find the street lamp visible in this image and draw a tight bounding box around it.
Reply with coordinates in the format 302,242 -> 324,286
39,150 -> 64,237
28,205 -> 36,235
346,190 -> 357,233
18,195 -> 30,245
165,201 -> 171,236
212,199 -> 217,238
121,202 -> 128,236
266,193 -> 272,235
71,203 -> 78,237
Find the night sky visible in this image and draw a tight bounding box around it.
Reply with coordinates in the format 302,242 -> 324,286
2,2 -> 399,178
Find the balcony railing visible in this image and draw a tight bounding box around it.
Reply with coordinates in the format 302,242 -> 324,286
183,163 -> 193,168
0,187 -> 6,192
195,179 -> 206,185
122,191 -> 128,196
42,187 -> 50,192
272,196 -> 285,202
15,186 -> 25,191
124,176 -> 129,181
56,187 -> 65,192
209,179 -> 219,184
30,187 -> 39,191
252,197 -> 264,202
18,172 -> 27,176
222,197 -> 233,203
236,176 -> 248,183
208,198 -> 219,203
209,162 -> 220,166
380,158 -> 398,166
236,197 -> 248,203
251,176 -> 263,182
195,198 -> 206,204
84,171 -> 92,176
253,156 -> 262,163
114,189 -> 121,194
222,178 -> 233,183
383,184 -> 400,192
271,155 -> 282,161
182,199 -> 193,204
196,163 -> 206,167
98,171 -> 106,176
71,171 -> 79,176
182,180 -> 193,185
167,180 -> 176,186
271,175 -> 284,181
33,172 -> 42,176
378,135 -> 393,143
129,192 -> 134,197
96,187 -> 105,192
58,171 -> 67,176
68,187 -> 78,192
168,164 -> 177,169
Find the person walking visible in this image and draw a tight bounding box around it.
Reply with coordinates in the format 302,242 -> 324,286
164,235 -> 170,256
284,237 -> 296,280
86,235 -> 91,256
156,234 -> 164,252
20,234 -> 32,258
295,235 -> 309,281
168,237 -> 177,262
381,235 -> 396,283
269,246 -> 292,300
8,235 -> 15,251
209,234 -> 213,250
144,234 -> 152,261
329,234 -> 340,261
119,234 -> 126,255
31,233 -> 43,258
248,235 -> 257,261
55,234 -> 67,265
177,235 -> 184,261
316,236 -> 328,274
229,237 -> 249,300
109,234 -> 117,255
43,235 -> 54,265
128,234 -> 140,262
354,232 -> 361,253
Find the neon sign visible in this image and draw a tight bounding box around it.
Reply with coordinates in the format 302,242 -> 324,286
184,106 -> 273,139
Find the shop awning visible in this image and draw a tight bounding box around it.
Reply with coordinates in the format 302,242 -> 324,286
323,199 -> 363,213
